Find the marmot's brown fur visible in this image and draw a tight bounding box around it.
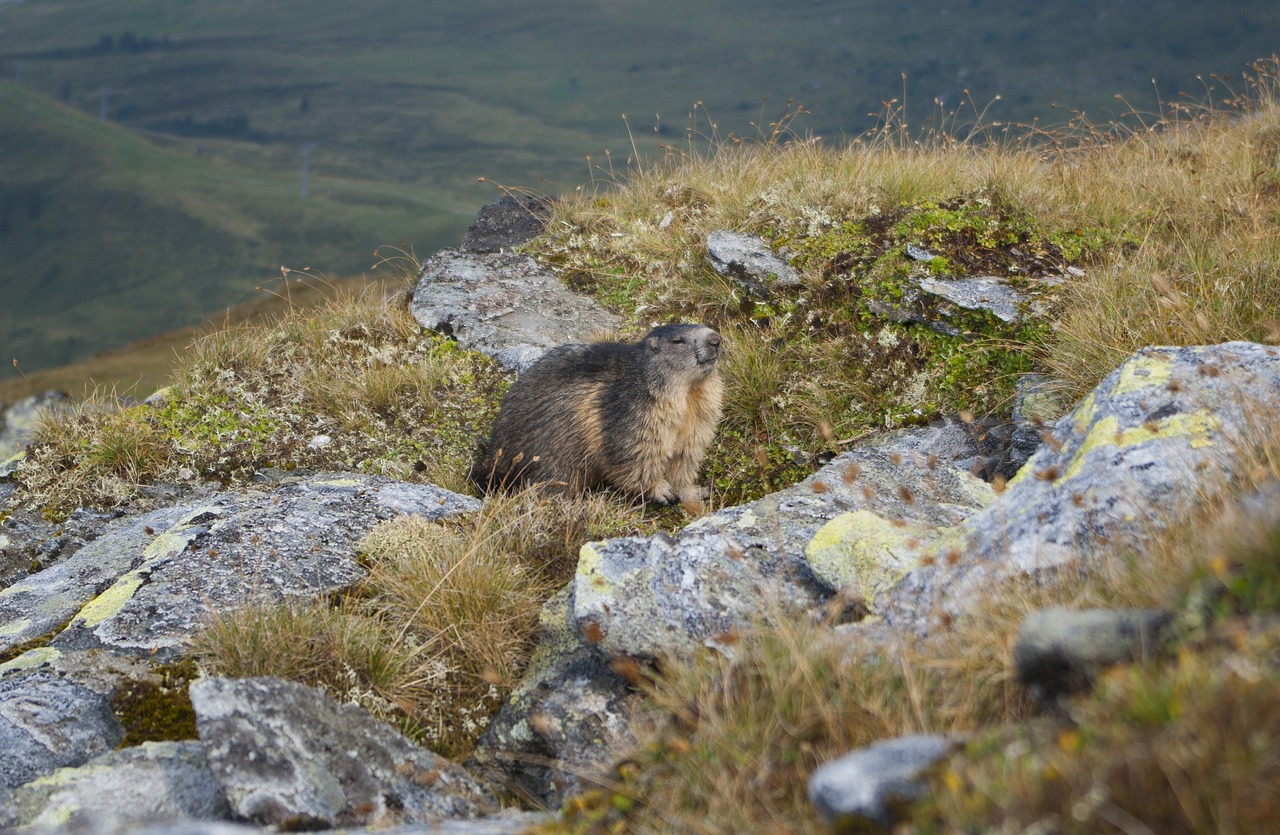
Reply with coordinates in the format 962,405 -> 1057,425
472,324 -> 724,504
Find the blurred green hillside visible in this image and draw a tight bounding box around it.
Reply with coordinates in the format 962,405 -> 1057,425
2,0 -> 1278,376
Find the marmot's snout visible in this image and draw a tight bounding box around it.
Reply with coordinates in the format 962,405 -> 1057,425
697,330 -> 722,366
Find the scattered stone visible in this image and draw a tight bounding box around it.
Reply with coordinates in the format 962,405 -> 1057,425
0,741 -> 229,831
1014,607 -> 1175,700
461,194 -> 552,253
190,677 -> 497,829
867,275 -> 1034,337
808,734 -> 956,831
705,230 -> 801,297
0,668 -> 123,793
918,275 -> 1025,324
412,249 -> 621,372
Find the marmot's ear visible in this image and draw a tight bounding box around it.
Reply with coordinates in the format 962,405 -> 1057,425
646,336 -> 660,352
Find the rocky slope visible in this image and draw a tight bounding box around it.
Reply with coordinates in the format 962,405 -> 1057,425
1,198 -> 1277,833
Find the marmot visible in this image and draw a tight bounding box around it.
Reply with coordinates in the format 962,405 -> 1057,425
473,324 -> 724,504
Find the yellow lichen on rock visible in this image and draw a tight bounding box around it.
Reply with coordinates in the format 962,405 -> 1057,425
75,572 -> 146,628
804,509 -> 931,600
1112,353 -> 1173,396
0,645 -> 61,674
1058,410 -> 1219,484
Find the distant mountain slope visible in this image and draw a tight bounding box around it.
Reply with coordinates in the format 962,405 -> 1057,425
2,0 -> 1279,376
0,82 -> 470,371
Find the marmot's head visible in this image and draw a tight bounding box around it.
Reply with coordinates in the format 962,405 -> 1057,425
642,324 -> 722,391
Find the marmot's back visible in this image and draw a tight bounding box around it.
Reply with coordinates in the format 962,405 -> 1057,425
472,324 -> 723,504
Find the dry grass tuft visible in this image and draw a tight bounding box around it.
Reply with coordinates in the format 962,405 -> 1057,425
197,489 -> 650,759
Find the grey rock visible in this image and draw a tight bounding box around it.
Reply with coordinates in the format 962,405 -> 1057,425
0,502 -> 197,654
1014,607 -> 1174,700
461,194 -> 552,253
412,249 -> 621,372
571,421 -> 994,659
705,229 -> 801,296
470,587 -> 638,807
1,646 -> 165,701
190,676 -> 497,829
918,275 -> 1025,324
0,669 -> 122,793
17,822 -> 258,835
0,741 -> 229,831
808,734 -> 955,831
46,474 -> 477,660
881,342 -> 1280,634
351,814 -> 553,835
0,392 -> 68,460
867,275 -> 1040,338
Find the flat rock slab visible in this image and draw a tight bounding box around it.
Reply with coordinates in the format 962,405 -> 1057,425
412,249 -> 621,372
0,503 -> 201,654
881,341 -> 1280,633
570,421 -> 994,659
0,740 -> 229,831
190,676 -> 497,829
0,474 -> 478,661
0,668 -> 122,793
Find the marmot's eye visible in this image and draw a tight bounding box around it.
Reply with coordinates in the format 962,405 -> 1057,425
670,337 -> 685,344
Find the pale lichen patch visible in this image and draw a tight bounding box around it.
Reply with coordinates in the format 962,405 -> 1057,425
1112,354 -> 1173,396
804,509 -> 931,601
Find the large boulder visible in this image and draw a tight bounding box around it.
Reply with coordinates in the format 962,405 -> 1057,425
880,341 -> 1280,633
569,420 -> 996,660
0,473 -> 478,660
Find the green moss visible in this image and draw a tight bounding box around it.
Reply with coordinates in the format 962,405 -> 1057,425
110,658 -> 201,747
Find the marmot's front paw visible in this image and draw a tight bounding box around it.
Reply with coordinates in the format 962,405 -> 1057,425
648,480 -> 679,505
